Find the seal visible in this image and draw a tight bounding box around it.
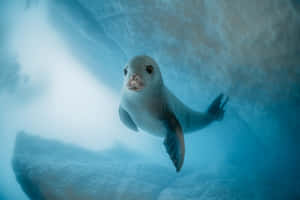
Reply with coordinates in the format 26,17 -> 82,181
119,55 -> 229,172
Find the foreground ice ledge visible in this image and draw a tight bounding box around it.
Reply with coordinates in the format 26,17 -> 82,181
12,132 -> 289,200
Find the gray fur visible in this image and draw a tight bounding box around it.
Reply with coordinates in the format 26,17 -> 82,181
119,55 -> 228,172
119,106 -> 138,132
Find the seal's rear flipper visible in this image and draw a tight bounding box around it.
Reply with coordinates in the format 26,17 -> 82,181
207,93 -> 229,121
163,113 -> 185,172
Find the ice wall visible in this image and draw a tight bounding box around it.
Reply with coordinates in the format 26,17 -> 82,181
46,0 -> 300,174
14,132 -> 299,200
0,0 -> 299,199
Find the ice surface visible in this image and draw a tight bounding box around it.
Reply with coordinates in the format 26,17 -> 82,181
48,0 -> 300,149
13,132 -> 300,200
1,0 -> 300,199
46,1 -> 300,194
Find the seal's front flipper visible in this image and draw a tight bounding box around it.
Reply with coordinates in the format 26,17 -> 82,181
207,93 -> 229,121
119,106 -> 138,132
163,114 -> 185,172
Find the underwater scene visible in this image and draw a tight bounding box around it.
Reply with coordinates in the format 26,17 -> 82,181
0,0 -> 299,199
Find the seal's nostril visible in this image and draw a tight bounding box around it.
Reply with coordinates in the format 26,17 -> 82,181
131,74 -> 139,81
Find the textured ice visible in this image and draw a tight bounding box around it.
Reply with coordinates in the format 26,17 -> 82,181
13,132 -> 299,200
45,0 -> 300,190
1,0 -> 300,199
47,0 -> 300,149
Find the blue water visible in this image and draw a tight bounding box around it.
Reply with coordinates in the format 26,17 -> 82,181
0,1 -> 299,199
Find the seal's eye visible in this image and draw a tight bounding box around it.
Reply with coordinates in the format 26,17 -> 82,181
146,65 -> 153,74
124,68 -> 128,76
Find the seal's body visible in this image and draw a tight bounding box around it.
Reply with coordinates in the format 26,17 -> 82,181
119,55 -> 228,172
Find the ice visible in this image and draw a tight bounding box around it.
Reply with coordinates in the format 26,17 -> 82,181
14,132 -> 294,200
0,0 -> 299,199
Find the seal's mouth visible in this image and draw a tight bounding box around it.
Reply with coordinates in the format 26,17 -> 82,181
127,74 -> 144,91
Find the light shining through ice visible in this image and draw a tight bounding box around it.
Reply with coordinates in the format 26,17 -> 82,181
1,4 -> 160,198
7,3 -> 153,152
0,1 -> 299,200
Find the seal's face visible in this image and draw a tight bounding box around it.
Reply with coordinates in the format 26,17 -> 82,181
123,55 -> 162,93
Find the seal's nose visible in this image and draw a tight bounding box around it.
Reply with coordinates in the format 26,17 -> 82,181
130,74 -> 139,81
127,74 -> 144,91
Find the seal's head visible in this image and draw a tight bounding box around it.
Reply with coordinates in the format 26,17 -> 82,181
123,55 -> 163,94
